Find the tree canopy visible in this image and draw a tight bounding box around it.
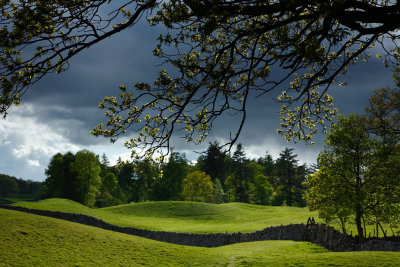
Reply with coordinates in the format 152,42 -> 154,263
2,1 -> 400,158
306,113 -> 400,239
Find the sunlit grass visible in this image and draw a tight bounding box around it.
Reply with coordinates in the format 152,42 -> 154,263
13,198 -> 321,233
12,198 -> 399,236
1,208 -> 400,266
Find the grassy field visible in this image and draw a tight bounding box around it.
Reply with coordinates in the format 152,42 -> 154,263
13,198 -> 321,233
1,208 -> 400,266
12,198 -> 399,236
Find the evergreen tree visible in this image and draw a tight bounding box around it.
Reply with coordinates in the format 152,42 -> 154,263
200,141 -> 229,187
257,151 -> 275,177
230,143 -> 249,202
275,148 -> 301,206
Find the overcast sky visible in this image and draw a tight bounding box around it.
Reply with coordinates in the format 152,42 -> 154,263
0,14 -> 396,182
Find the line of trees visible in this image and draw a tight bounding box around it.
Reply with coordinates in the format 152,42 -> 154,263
41,145 -> 311,208
39,86 -> 400,239
0,173 -> 42,199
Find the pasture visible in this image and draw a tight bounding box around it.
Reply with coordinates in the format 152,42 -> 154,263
1,208 -> 400,266
12,198 -> 398,236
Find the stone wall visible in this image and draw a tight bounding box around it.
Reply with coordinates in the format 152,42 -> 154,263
1,204 -> 400,251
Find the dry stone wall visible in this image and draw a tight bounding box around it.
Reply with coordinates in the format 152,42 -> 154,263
1,204 -> 400,251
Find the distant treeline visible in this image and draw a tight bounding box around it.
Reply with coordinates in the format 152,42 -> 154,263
0,173 -> 42,199
41,142 -> 314,208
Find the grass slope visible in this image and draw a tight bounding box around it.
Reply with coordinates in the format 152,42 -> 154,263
1,208 -> 400,266
13,198 -> 320,233
14,198 -> 399,236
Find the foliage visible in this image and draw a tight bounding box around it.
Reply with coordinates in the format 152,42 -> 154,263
306,168 -> 353,234
40,144 -> 314,208
14,178 -> 42,196
198,141 -> 230,188
115,162 -> 136,202
0,174 -> 18,197
3,1 -> 399,158
42,150 -> 104,207
365,87 -> 400,141
306,114 -> 400,238
133,159 -> 159,202
96,172 -> 119,207
71,150 -> 102,207
41,152 -> 78,200
249,174 -> 273,206
87,0 -> 400,159
275,148 -> 306,206
156,151 -> 189,201
182,171 -> 214,202
212,178 -> 225,204
229,143 -> 250,202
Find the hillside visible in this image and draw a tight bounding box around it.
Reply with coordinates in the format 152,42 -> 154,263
13,198 -> 320,233
2,208 -> 400,266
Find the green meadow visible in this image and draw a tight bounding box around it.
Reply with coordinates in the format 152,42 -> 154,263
12,198 -> 320,233
12,198 -> 398,236
2,208 -> 400,266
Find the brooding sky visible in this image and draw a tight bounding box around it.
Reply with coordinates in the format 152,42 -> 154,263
0,17 -> 395,182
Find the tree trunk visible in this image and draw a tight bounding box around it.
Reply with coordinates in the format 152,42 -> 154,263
287,163 -> 292,206
355,205 -> 364,240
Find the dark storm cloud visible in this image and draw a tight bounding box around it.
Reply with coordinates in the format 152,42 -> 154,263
188,56 -> 396,162
25,21 -> 161,107
16,10 -> 396,153
19,20 -> 164,146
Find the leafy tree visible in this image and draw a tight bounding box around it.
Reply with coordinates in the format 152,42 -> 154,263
271,186 -> 287,206
15,178 -> 42,196
42,152 -> 78,201
182,171 -> 214,202
212,178 -> 225,204
306,114 -> 400,238
0,174 -> 18,197
96,172 -> 119,207
249,173 -> 273,206
3,1 -> 399,157
365,87 -> 400,141
116,162 -> 136,202
153,151 -> 189,201
133,159 -> 160,202
71,150 -> 102,207
306,168 -> 353,234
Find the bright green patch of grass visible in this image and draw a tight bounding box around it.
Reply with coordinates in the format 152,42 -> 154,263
13,198 -> 398,236
1,208 -> 400,266
14,198 -> 320,233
